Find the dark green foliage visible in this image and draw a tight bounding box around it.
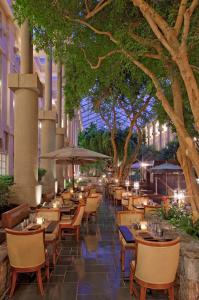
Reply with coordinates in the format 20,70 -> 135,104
160,206 -> 199,239
78,123 -> 141,160
38,168 -> 47,182
0,176 -> 14,206
157,140 -> 179,160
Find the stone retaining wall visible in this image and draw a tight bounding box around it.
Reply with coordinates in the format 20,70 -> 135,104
176,231 -> 199,300
0,245 -> 10,300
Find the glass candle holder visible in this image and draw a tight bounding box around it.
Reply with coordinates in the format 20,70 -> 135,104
36,217 -> 43,225
140,221 -> 148,230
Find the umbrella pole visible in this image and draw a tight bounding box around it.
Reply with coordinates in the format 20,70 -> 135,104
72,159 -> 75,190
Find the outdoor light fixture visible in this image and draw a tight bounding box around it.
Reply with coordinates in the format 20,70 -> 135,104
55,180 -> 58,194
125,180 -> 130,186
125,180 -> 130,191
140,162 -> 148,167
134,181 -> 140,190
173,190 -> 186,207
35,185 -> 42,205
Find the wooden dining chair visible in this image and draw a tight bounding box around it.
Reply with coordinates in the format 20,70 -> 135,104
36,208 -> 60,265
114,188 -> 125,206
116,211 -> 143,272
62,191 -> 72,201
129,237 -> 180,300
84,196 -> 101,223
59,204 -> 85,242
6,228 -> 49,297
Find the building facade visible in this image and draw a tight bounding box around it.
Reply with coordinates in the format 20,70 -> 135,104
0,1 -> 81,178
0,1 -> 19,175
145,121 -> 176,151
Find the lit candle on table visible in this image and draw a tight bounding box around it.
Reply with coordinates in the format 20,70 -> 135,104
36,217 -> 43,225
140,221 -> 148,230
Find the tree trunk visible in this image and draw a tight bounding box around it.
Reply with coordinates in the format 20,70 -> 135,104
171,70 -> 199,219
177,148 -> 199,221
175,51 -> 199,131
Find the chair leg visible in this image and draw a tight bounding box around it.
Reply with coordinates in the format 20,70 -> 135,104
140,286 -> 147,300
9,269 -> 17,298
129,267 -> 133,295
76,227 -> 80,242
36,269 -> 44,296
168,286 -> 174,300
121,248 -> 125,272
45,261 -> 50,280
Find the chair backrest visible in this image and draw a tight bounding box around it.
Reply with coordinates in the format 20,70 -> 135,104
62,192 -> 71,200
6,228 -> 45,269
73,205 -> 85,226
52,197 -> 63,207
117,211 -> 143,226
89,188 -> 96,195
121,198 -> 129,207
89,193 -> 102,201
144,205 -> 160,219
36,208 -> 60,221
85,197 -> 100,213
135,237 -> 180,285
114,189 -> 125,200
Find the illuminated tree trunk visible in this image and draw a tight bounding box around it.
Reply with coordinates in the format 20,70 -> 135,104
171,71 -> 199,220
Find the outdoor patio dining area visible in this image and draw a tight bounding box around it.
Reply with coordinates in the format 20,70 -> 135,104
3,189 -> 172,300
0,181 -> 191,300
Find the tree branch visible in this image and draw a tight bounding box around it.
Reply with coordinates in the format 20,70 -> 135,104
82,48 -> 122,69
84,0 -> 90,14
85,0 -> 112,20
174,0 -> 188,36
191,64 -> 199,74
64,14 -> 119,44
181,0 -> 199,49
131,0 -> 179,55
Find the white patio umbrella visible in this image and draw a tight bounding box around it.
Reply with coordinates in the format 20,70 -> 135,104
41,146 -> 110,188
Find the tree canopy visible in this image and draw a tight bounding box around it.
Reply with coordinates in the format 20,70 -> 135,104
13,0 -> 199,217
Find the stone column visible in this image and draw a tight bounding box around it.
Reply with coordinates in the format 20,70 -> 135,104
39,53 -> 56,193
8,20 -> 43,206
56,62 -> 65,189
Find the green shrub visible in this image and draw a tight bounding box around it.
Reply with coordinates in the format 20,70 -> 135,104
0,176 -> 14,207
38,168 -> 47,182
160,206 -> 199,239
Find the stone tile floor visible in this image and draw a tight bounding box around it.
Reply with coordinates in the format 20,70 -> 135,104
7,199 -> 167,300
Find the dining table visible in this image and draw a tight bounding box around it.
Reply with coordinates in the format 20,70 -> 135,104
118,222 -> 176,247
14,219 -> 59,241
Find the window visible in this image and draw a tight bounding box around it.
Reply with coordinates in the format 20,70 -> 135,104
0,153 -> 8,175
0,11 -> 2,37
0,53 -> 2,111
